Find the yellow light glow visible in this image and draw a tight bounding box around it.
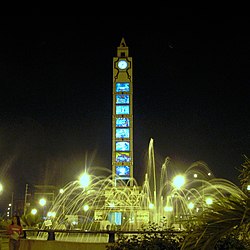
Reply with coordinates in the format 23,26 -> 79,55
188,202 -> 194,209
164,206 -> 173,212
39,198 -> 46,206
79,172 -> 91,188
149,203 -> 154,209
83,205 -> 89,211
31,208 -> 37,215
172,175 -> 185,189
47,211 -> 56,218
109,202 -> 115,208
205,197 -> 213,205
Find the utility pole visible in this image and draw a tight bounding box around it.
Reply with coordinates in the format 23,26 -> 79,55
11,192 -> 14,217
24,184 -> 29,215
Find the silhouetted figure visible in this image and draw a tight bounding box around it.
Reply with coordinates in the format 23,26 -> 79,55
7,215 -> 23,250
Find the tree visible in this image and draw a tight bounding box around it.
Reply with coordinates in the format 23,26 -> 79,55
238,154 -> 250,193
106,156 -> 250,249
106,222 -> 185,250
181,156 -> 250,250
21,213 -> 41,228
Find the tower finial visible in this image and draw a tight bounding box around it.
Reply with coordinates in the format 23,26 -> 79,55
120,37 -> 127,47
117,37 -> 129,57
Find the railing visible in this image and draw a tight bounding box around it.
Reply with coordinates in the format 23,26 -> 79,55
23,229 -> 119,242
0,230 -> 9,250
23,229 -> 183,243
0,230 -> 8,239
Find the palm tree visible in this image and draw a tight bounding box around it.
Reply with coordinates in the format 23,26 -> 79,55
181,156 -> 250,250
238,154 -> 250,193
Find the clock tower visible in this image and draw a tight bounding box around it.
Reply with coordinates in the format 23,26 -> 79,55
112,38 -> 134,186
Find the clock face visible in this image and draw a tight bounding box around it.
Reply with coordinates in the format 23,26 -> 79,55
118,60 -> 128,69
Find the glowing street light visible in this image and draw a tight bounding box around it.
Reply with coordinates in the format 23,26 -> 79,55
47,211 -> 56,218
83,204 -> 89,212
0,183 -> 3,193
109,202 -> 115,208
172,175 -> 185,189
39,198 -> 47,207
188,202 -> 194,210
79,172 -> 91,188
164,206 -> 173,212
39,198 -> 47,219
205,197 -> 213,205
149,203 -> 154,209
31,208 -> 37,215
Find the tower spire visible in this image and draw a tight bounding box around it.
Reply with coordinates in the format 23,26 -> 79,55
112,39 -> 133,186
120,37 -> 127,47
117,37 -> 129,58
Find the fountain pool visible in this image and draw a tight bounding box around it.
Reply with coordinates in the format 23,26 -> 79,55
36,138 -> 244,242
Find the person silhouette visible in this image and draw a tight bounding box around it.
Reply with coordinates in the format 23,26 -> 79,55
7,215 -> 23,250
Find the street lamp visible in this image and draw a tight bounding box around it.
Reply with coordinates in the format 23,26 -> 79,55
171,175 -> 186,229
83,204 -> 89,212
79,172 -> 91,188
47,211 -> 56,218
205,197 -> 213,205
172,175 -> 185,189
8,203 -> 12,218
0,182 -> 3,193
149,203 -> 154,209
39,198 -> 47,218
59,188 -> 64,194
164,206 -> 173,212
39,198 -> 46,207
188,202 -> 195,210
31,208 -> 38,215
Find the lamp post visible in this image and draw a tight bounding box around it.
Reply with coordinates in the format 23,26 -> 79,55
172,175 -> 185,190
39,198 -> 47,219
79,172 -> 91,188
24,184 -> 31,215
31,208 -> 38,215
172,174 -> 186,230
10,192 -> 14,217
8,203 -> 12,218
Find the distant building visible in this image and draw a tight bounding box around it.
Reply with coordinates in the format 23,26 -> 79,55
13,198 -> 25,216
24,184 -> 58,218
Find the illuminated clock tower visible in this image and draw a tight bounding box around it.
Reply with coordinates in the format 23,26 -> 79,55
112,38 -> 133,186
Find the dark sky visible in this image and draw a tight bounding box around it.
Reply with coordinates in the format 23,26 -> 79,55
0,13 -> 249,212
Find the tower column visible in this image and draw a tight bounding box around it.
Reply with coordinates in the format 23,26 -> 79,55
112,38 -> 133,186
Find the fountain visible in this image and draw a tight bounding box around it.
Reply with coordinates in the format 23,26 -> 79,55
35,138 -> 245,242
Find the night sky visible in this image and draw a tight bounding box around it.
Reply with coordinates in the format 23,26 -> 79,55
0,13 -> 249,212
